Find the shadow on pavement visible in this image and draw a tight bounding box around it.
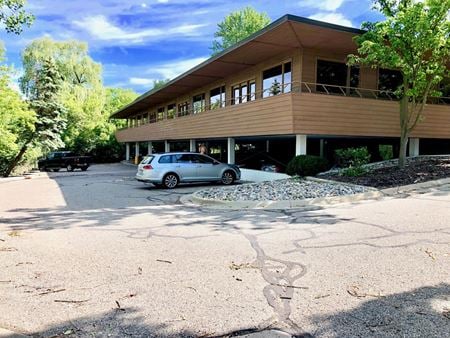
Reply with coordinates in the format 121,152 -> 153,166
311,284 -> 450,337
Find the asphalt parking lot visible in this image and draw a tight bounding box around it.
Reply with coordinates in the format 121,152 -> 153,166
0,164 -> 449,337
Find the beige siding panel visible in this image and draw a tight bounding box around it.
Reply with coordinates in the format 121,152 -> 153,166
293,93 -> 450,138
116,94 -> 294,142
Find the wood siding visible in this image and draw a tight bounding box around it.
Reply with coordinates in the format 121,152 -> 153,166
116,94 -> 294,142
292,93 -> 450,139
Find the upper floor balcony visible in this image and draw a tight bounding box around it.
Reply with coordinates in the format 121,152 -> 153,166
115,81 -> 450,143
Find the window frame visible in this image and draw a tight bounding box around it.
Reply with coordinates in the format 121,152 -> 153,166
231,79 -> 256,105
262,60 -> 292,98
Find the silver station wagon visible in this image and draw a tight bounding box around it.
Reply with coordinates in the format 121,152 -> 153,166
136,152 -> 241,189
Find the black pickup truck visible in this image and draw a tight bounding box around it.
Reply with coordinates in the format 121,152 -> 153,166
38,151 -> 91,172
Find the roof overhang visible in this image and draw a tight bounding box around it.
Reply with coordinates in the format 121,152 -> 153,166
111,15 -> 363,119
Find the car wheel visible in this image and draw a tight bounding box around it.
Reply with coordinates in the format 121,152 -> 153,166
81,166 -> 88,171
66,164 -> 74,172
221,170 -> 235,185
163,173 -> 179,189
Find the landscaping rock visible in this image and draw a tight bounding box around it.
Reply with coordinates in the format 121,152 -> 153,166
195,178 -> 369,201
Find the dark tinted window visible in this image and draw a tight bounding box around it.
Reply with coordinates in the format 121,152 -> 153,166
158,155 -> 173,164
194,155 -> 215,164
141,156 -> 154,164
316,60 -> 347,93
175,154 -> 195,163
379,69 -> 403,92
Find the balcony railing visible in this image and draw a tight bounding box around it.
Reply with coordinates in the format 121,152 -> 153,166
122,81 -> 449,129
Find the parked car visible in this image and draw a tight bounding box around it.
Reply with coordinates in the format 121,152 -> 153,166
38,151 -> 91,172
136,152 -> 241,189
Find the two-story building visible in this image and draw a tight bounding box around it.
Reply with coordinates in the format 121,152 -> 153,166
111,14 -> 450,169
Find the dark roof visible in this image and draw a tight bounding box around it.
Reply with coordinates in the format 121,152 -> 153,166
111,14 -> 364,119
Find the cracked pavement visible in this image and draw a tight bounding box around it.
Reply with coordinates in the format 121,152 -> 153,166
0,164 -> 449,337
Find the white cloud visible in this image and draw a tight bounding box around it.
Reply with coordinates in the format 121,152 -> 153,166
72,15 -> 206,44
129,77 -> 155,86
156,0 -> 169,3
309,12 -> 353,27
153,56 -> 209,79
300,0 -> 346,11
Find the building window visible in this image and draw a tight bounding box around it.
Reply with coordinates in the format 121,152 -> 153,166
192,94 -> 206,114
178,102 -> 190,117
157,107 -> 165,121
149,112 -> 157,123
263,62 -> 292,97
137,115 -> 142,126
167,104 -> 176,119
378,69 -> 403,92
210,86 -> 225,109
316,60 -> 348,93
232,80 -> 256,105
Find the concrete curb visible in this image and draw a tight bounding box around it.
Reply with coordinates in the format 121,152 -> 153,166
0,327 -> 28,338
0,172 -> 47,184
184,177 -> 383,210
182,176 -> 450,210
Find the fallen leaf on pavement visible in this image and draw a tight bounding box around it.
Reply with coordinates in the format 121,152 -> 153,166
229,262 -> 258,270
0,247 -> 17,252
156,259 -> 172,264
347,285 -> 385,298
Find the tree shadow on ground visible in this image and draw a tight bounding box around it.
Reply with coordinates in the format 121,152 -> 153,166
311,284 -> 450,337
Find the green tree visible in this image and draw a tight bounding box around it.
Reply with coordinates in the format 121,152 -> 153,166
4,58 -> 66,177
152,79 -> 170,91
0,45 -> 36,175
211,6 -> 271,55
20,37 -> 104,151
348,0 -> 450,167
0,0 -> 34,34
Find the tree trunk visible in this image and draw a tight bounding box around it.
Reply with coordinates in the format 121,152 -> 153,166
2,144 -> 29,177
398,95 -> 409,168
399,133 -> 408,168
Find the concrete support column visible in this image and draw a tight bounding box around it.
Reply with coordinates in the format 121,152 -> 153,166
190,139 -> 196,152
164,140 -> 170,153
125,143 -> 130,161
227,137 -> 235,164
409,138 -> 420,157
320,139 -> 325,158
295,135 -> 307,156
134,142 -> 140,164
266,140 -> 270,153
147,141 -> 153,155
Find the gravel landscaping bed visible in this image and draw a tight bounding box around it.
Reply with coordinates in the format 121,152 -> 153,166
321,156 -> 450,189
195,178 -> 370,201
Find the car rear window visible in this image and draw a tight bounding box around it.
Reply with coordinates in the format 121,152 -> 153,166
158,155 -> 173,164
140,156 -> 154,164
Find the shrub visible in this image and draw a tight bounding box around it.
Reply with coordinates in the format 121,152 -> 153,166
379,144 -> 394,161
335,147 -> 371,177
286,155 -> 329,177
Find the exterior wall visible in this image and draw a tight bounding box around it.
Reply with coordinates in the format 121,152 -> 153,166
117,46 -> 450,143
292,93 -> 450,139
116,94 -> 294,142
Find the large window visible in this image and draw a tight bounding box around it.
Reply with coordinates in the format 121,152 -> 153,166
232,80 -> 256,105
210,86 -> 226,109
316,60 -> 347,93
167,104 -> 176,119
157,107 -> 165,121
149,112 -> 157,123
378,69 -> 403,92
178,102 -> 190,117
192,94 -> 206,114
263,62 -> 292,97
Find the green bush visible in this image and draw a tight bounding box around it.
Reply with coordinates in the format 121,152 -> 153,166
379,144 -> 394,161
286,155 -> 329,177
335,147 -> 371,177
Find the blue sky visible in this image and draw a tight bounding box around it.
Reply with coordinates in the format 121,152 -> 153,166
0,0 -> 383,93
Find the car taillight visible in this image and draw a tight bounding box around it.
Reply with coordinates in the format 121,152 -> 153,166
143,164 -> 153,170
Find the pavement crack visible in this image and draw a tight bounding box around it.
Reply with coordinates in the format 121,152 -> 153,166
242,232 -> 310,336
